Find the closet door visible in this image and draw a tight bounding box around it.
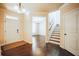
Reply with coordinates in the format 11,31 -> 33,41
64,10 -> 77,55
5,19 -> 19,44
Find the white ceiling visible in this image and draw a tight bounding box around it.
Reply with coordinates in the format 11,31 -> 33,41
23,3 -> 63,12
4,3 -> 63,13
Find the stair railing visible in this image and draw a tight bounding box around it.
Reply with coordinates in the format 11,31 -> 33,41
48,20 -> 55,40
48,24 -> 59,40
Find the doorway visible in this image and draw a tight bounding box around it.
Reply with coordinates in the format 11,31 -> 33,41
32,16 -> 46,55
4,15 -> 20,44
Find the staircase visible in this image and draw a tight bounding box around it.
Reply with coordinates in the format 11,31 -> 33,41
48,24 -> 60,45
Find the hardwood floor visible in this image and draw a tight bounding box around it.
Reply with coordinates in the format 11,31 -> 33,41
46,43 -> 74,56
32,35 -> 46,56
32,35 -> 74,56
0,47 -> 1,56
0,35 -> 74,56
1,41 -> 32,56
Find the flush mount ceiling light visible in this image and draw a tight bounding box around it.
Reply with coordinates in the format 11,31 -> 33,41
18,3 -> 30,15
14,3 -> 26,13
14,3 -> 30,14
18,3 -> 25,13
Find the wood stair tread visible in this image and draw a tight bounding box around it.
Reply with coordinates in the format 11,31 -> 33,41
51,34 -> 60,36
50,39 -> 60,43
50,37 -> 60,39
49,24 -> 60,45
50,38 -> 60,42
51,36 -> 60,38
47,41 -> 60,45
52,32 -> 60,34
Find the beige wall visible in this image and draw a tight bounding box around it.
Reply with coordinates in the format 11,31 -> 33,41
45,14 -> 49,42
18,14 -> 25,41
60,3 -> 79,48
0,4 -> 24,45
0,5 -> 6,45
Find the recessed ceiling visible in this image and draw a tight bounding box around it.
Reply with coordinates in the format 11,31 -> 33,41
4,3 -> 63,13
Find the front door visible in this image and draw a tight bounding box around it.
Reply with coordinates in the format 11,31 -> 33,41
4,19 -> 20,44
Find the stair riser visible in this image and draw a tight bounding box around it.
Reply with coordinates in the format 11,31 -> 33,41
48,41 -> 60,45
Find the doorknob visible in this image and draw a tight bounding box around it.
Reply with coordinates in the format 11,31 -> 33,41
64,33 -> 67,35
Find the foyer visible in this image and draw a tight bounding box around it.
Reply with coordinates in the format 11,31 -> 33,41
0,3 -> 79,56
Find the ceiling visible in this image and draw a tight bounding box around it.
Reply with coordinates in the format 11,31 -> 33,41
22,3 -> 63,12
4,3 -> 63,13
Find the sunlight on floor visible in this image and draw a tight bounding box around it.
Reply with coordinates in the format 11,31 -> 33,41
32,36 -> 45,56
32,37 -> 37,55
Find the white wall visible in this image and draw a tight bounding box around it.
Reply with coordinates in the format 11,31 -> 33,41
24,13 -> 32,43
48,10 -> 60,26
32,22 -> 37,35
39,17 -> 46,35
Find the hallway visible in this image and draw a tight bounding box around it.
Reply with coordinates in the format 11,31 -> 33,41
0,3 -> 79,56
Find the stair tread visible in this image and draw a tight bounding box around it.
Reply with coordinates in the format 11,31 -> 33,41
51,36 -> 60,38
47,41 -> 60,45
51,36 -> 60,37
50,37 -> 60,40
48,24 -> 60,45
50,36 -> 60,39
50,38 -> 60,41
52,33 -> 60,34
51,34 -> 60,36
50,39 -> 60,42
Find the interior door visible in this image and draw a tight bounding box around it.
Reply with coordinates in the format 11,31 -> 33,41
5,19 -> 20,44
64,10 -> 77,55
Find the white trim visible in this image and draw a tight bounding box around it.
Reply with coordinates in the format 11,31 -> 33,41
6,15 -> 18,20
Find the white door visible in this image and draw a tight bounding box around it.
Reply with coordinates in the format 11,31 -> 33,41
4,19 -> 20,44
64,10 -> 78,55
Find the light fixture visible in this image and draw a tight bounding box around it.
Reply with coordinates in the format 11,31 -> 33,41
14,3 -> 30,14
18,3 -> 30,15
18,3 -> 26,13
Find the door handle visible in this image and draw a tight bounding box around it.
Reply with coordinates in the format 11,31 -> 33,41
64,33 -> 67,35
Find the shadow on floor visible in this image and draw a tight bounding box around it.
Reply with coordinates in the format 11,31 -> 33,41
32,35 -> 74,56
45,43 -> 75,56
